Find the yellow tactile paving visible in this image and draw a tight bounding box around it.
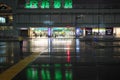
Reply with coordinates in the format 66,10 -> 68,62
0,52 -> 39,80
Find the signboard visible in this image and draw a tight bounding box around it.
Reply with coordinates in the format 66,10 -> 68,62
41,0 -> 50,8
106,28 -> 113,35
64,0 -> 72,8
85,28 -> 92,35
54,0 -> 61,8
25,0 -> 38,8
25,0 -> 72,9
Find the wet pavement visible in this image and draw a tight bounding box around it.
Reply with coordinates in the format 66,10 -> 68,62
1,38 -> 120,80
0,42 -> 20,73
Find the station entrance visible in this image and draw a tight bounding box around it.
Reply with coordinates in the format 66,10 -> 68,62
21,27 -> 116,38
29,27 -> 75,38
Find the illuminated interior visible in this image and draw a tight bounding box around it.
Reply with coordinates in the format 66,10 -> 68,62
29,27 -> 75,38
52,27 -> 75,38
0,17 -> 6,23
29,27 -> 48,38
92,28 -> 105,35
114,27 -> 120,37
28,27 -> 117,38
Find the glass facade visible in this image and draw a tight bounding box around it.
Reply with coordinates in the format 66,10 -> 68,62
1,1 -> 120,38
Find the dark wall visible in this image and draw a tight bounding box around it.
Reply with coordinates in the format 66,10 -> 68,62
20,30 -> 28,37
15,14 -> 120,27
73,0 -> 120,9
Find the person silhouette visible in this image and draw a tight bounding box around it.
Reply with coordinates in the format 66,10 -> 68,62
18,36 -> 24,58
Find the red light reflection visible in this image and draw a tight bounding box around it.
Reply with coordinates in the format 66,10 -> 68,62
67,45 -> 71,62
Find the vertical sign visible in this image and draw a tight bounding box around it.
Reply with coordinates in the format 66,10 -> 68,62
48,27 -> 51,37
76,27 -> 80,37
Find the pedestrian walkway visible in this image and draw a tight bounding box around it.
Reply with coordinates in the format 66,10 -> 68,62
0,52 -> 39,80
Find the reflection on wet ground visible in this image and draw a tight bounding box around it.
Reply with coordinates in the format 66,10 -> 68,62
1,38 -> 120,80
0,42 -> 20,73
13,63 -> 120,80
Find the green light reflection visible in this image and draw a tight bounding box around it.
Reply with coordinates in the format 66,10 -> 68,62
65,64 -> 72,67
55,64 -> 61,67
26,64 -> 73,80
65,70 -> 72,80
41,64 -> 50,67
27,68 -> 38,80
41,68 -> 51,80
55,68 -> 62,80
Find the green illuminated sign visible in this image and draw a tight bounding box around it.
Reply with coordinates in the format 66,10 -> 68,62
54,0 -> 61,8
64,0 -> 72,8
25,0 -> 72,9
25,0 -> 38,8
41,0 -> 50,8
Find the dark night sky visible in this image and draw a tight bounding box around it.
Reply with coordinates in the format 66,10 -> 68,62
73,0 -> 120,8
73,0 -> 120,4
19,0 -> 120,5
